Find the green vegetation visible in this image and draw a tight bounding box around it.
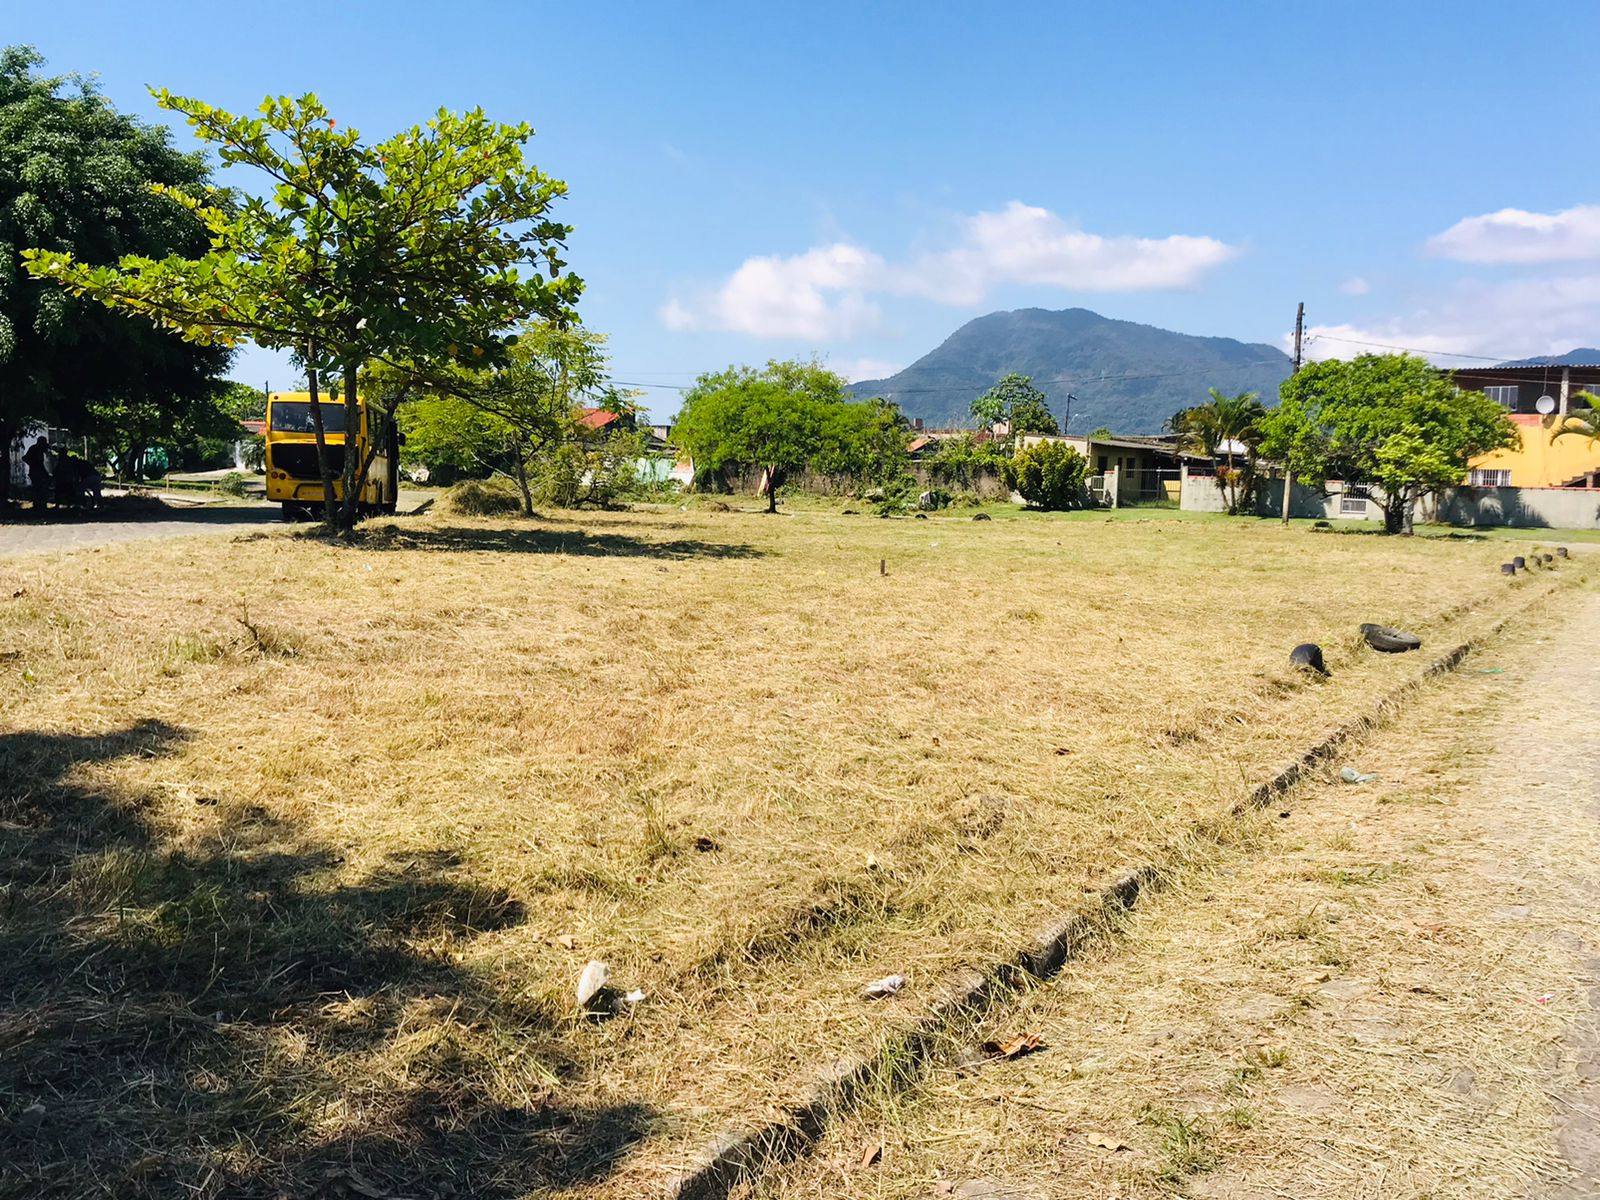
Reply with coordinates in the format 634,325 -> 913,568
395,324 -> 635,514
1000,438 -> 1087,509
926,431 -> 1006,489
0,45 -> 236,498
970,371 -> 1058,435
26,88 -> 580,528
1263,354 -> 1517,533
858,307 -> 1291,431
1171,386 -> 1266,515
1553,388 -> 1600,448
671,359 -> 907,512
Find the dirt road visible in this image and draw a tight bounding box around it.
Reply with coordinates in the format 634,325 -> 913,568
0,490 -> 434,556
754,588 -> 1600,1199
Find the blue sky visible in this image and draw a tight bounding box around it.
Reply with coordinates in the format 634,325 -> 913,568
10,1 -> 1600,417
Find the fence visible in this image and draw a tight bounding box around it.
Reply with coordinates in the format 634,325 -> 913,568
1179,467 -> 1600,529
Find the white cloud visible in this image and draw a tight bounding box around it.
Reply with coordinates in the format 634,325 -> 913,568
659,243 -> 884,339
893,202 -> 1239,304
1425,204 -> 1600,264
1339,275 -> 1370,296
828,356 -> 904,382
1298,272 -> 1600,364
660,202 -> 1240,340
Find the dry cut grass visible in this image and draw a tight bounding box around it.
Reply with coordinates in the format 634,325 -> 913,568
0,504 -> 1574,1198
747,589 -> 1600,1200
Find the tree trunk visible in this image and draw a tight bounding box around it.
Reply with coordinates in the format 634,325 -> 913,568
338,362 -> 361,531
0,420 -> 13,510
765,465 -> 779,513
306,359 -> 338,526
511,440 -> 535,516
1281,466 -> 1293,525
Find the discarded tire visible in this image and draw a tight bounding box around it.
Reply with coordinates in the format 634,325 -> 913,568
973,513 -> 992,521
1290,643 -> 1329,675
1501,562 -> 1517,575
1513,555 -> 1526,570
1558,546 -> 1570,558
1360,623 -> 1422,653
1543,553 -> 1554,564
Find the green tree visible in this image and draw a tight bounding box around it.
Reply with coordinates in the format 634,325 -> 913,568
927,432 -> 1006,488
1172,387 -> 1266,515
88,380 -> 240,480
811,396 -> 909,489
1552,391 -> 1600,448
0,45 -> 231,507
1001,440 -> 1088,510
535,426 -> 647,508
671,360 -> 898,512
1264,354 -> 1517,533
26,90 -> 580,529
672,366 -> 822,513
217,381 -> 266,423
397,324 -> 625,514
972,373 -> 1059,436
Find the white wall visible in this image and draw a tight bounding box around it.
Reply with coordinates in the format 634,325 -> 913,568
1179,469 -> 1600,529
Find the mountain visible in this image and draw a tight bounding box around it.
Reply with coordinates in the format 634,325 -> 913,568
850,307 -> 1292,434
1498,348 -> 1600,367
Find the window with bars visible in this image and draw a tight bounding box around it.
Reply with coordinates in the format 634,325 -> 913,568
1339,482 -> 1371,515
1470,468 -> 1511,487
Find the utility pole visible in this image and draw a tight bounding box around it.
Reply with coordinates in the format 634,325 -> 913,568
1063,392 -> 1076,435
1281,301 -> 1304,525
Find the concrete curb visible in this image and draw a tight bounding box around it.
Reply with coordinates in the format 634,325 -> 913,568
663,577 -> 1574,1200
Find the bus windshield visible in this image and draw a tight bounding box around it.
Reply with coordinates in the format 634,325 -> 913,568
270,402 -> 350,434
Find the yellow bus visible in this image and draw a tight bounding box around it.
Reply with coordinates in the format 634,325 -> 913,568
264,391 -> 399,519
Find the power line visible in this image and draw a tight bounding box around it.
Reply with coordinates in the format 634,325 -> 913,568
1304,333 -> 1505,362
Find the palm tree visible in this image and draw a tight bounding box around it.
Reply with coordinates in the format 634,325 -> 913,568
1553,390 -> 1600,445
1173,388 -> 1266,514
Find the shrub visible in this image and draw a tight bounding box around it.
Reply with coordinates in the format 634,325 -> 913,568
531,429 -> 648,509
869,474 -> 917,517
439,478 -> 522,517
1001,441 -> 1088,511
217,471 -> 250,497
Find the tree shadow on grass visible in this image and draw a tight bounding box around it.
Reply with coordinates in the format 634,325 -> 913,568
347,522 -> 765,559
0,722 -> 651,1199
0,495 -> 280,529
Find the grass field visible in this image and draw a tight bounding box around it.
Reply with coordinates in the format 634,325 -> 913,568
0,504 -> 1578,1198
745,594 -> 1600,1199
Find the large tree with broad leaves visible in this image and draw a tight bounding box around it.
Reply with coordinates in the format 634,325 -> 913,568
26,88 -> 581,528
0,45 -> 231,506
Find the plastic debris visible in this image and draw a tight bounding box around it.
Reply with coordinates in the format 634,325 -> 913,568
982,1033 -> 1047,1060
576,960 -> 610,1009
861,973 -> 907,1000
1339,767 -> 1376,784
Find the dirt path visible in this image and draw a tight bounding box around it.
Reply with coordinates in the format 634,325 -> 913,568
0,490 -> 435,556
753,588 -> 1600,1200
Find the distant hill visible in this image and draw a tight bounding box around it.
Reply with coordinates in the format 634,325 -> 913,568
1498,348 -> 1600,367
850,307 -> 1292,435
